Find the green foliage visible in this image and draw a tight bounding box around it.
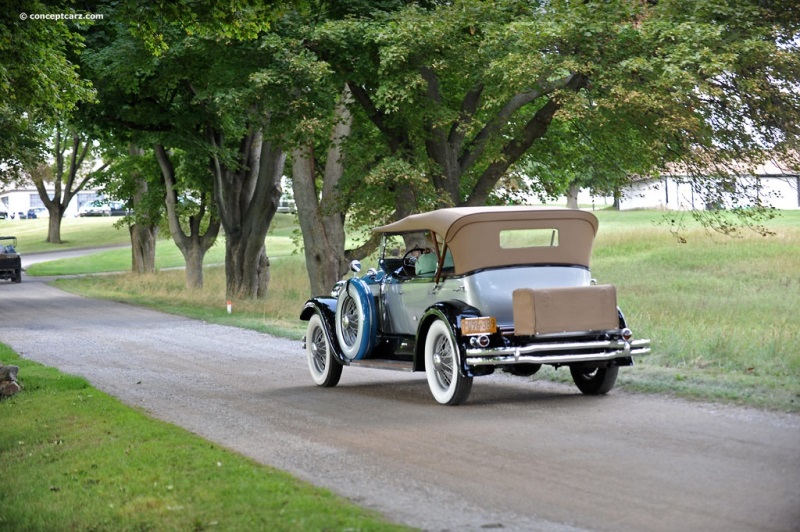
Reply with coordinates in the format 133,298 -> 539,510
310,0 -> 799,230
9,0 -> 798,295
0,1 -> 96,177
117,0 -> 283,54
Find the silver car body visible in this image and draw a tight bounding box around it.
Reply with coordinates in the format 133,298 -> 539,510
381,266 -> 590,335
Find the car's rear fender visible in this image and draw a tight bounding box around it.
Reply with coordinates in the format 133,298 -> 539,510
617,307 -> 628,329
300,298 -> 348,364
415,301 -> 483,373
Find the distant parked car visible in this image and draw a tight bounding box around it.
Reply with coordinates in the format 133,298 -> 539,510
109,202 -> 130,216
0,211 -> 7,220
27,207 -> 49,219
277,196 -> 296,214
78,201 -> 127,217
79,201 -> 110,217
300,206 -> 651,405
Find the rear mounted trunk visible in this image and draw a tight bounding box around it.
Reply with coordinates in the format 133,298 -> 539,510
512,285 -> 618,336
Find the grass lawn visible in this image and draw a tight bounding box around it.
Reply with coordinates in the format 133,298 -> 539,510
0,216 -> 132,253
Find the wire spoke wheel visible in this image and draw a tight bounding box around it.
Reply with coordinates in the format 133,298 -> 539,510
340,296 -> 359,347
306,314 -> 342,387
432,334 -> 454,389
424,319 -> 472,405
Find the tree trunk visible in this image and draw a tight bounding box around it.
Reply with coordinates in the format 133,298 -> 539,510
225,235 -> 271,298
46,208 -> 64,244
129,145 -> 159,274
293,89 -> 354,296
154,144 -> 221,289
130,224 -> 158,274
208,127 -> 284,300
292,146 -> 348,296
184,244 -> 206,289
566,181 -> 580,209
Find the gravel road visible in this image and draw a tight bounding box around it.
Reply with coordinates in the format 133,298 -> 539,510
1,269 -> 799,531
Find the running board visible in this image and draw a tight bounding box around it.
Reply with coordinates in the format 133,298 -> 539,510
349,359 -> 414,372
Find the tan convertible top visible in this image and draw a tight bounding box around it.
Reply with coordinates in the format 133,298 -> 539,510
374,207 -> 599,274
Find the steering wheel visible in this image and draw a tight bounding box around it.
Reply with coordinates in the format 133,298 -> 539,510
402,247 -> 426,273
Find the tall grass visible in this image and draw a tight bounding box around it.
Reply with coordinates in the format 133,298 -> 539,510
56,259 -> 311,339
592,212 -> 800,376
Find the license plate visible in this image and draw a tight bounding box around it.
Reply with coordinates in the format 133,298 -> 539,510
461,317 -> 497,335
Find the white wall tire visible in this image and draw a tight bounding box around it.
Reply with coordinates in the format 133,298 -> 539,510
306,313 -> 342,387
335,279 -> 375,361
424,319 -> 473,405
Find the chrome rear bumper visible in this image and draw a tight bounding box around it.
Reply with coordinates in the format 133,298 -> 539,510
465,338 -> 651,366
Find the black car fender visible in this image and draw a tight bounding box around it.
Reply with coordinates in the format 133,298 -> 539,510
617,307 -> 628,329
300,297 -> 337,322
415,300 -> 483,373
299,298 -> 348,364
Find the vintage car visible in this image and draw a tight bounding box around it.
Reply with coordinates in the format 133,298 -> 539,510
300,207 -> 651,405
0,236 -> 22,283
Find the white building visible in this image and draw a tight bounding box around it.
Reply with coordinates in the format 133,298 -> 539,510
0,186 -> 103,218
619,161 -> 799,211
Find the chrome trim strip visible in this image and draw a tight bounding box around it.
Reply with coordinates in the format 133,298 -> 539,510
465,339 -> 651,366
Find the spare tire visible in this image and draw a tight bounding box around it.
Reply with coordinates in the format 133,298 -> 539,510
335,278 -> 377,360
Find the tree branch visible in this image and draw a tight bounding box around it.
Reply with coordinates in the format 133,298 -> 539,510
464,73 -> 589,206
154,143 -> 190,250
449,82 -> 483,147
460,74 -> 580,174
347,81 -> 408,153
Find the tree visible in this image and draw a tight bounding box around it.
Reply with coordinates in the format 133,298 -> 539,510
127,145 -> 163,274
278,0 -> 800,292
80,9 -> 287,297
290,83 -> 406,295
206,124 -> 284,299
154,145 -> 220,287
291,87 -> 354,296
98,144 -> 165,274
0,2 -> 94,178
31,124 -> 109,243
312,0 -> 799,221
